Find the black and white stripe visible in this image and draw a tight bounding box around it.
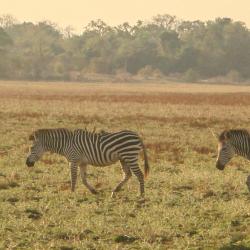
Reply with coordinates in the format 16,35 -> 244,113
216,129 -> 250,191
26,128 -> 149,197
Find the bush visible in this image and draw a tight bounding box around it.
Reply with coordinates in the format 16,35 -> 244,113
226,70 -> 242,83
115,69 -> 132,82
137,65 -> 164,79
182,69 -> 200,83
88,58 -> 111,74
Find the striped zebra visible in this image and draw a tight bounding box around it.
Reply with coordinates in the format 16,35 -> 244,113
26,128 -> 149,197
216,129 -> 250,192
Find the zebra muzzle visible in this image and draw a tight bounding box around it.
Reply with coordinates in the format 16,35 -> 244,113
26,159 -> 35,167
216,161 -> 225,170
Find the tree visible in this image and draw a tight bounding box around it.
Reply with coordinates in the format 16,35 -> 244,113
0,14 -> 17,29
0,14 -> 250,81
0,27 -> 12,78
152,14 -> 178,31
7,21 -> 64,79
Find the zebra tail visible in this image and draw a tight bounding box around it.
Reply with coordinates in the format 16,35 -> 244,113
141,140 -> 149,178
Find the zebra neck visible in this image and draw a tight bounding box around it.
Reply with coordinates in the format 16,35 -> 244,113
43,140 -> 65,156
44,145 -> 63,155
232,141 -> 250,159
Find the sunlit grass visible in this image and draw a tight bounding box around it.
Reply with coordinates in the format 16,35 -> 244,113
0,81 -> 249,249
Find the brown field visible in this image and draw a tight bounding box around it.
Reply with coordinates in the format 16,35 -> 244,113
0,81 -> 249,250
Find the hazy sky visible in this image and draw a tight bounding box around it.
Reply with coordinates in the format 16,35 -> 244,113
1,0 -> 250,32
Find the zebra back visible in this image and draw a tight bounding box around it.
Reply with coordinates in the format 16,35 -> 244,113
219,129 -> 250,141
29,128 -> 73,141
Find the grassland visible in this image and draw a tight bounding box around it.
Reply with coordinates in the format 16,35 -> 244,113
0,81 -> 249,250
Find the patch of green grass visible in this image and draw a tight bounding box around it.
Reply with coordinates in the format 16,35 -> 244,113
25,208 -> 43,220
0,81 -> 249,249
114,234 -> 138,243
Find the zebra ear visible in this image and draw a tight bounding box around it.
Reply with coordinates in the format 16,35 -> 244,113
219,130 -> 230,141
209,128 -> 219,139
29,133 -> 35,141
215,132 -> 219,139
223,131 -> 230,139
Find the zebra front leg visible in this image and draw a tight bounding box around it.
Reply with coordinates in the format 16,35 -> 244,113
70,162 -> 78,192
79,164 -> 98,194
111,161 -> 132,198
246,175 -> 250,192
129,163 -> 145,197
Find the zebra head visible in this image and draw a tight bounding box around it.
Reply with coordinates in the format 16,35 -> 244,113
26,132 -> 45,167
216,130 -> 235,170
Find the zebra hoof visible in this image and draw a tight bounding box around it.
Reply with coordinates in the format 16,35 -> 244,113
137,196 -> 146,204
90,189 -> 98,195
111,192 -> 116,198
140,193 -> 145,198
246,176 -> 250,192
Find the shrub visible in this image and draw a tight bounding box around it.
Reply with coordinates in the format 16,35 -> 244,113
182,69 -> 200,83
137,65 -> 164,79
226,70 -> 242,83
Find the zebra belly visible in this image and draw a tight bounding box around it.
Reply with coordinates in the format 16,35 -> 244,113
88,153 -> 119,167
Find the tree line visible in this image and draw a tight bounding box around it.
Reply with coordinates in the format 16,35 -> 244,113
0,14 -> 250,82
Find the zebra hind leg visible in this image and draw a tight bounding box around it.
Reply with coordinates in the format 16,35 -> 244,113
111,161 -> 132,198
246,175 -> 250,192
70,162 -> 78,192
129,162 -> 145,197
79,164 -> 98,194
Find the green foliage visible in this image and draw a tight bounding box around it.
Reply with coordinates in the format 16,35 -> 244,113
137,65 -> 155,78
0,27 -> 12,78
0,27 -> 12,47
1,15 -> 250,80
226,70 -> 242,83
182,69 -> 200,83
137,65 -> 163,79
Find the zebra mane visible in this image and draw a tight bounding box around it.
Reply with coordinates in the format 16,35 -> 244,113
219,129 -> 250,141
88,127 -> 108,135
74,128 -> 109,136
29,128 -> 109,141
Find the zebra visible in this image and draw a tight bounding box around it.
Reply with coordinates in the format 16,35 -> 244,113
26,128 -> 149,197
216,129 -> 250,192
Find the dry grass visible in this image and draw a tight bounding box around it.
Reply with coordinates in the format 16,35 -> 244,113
0,81 -> 249,250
